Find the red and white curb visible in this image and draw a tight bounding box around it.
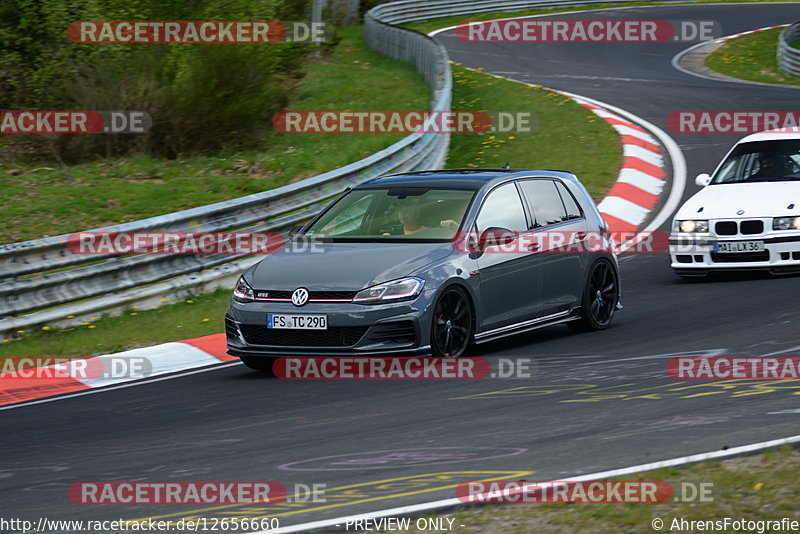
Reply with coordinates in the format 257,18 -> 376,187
717,24 -> 789,42
0,333 -> 232,407
563,93 -> 666,234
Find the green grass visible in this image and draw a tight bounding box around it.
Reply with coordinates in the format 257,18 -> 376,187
0,289 -> 231,359
0,26 -> 428,244
403,0 -> 794,35
705,28 -> 800,85
448,65 -> 619,200
393,446 -> 800,533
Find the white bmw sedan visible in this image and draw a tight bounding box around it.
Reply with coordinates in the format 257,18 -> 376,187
670,130 -> 800,277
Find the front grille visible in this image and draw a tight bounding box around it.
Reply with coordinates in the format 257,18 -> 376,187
711,251 -> 770,263
715,221 -> 737,235
364,321 -> 416,344
309,291 -> 358,300
239,324 -> 368,347
740,220 -> 764,235
254,290 -> 357,301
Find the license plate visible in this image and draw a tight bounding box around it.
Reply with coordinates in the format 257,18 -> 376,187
267,313 -> 327,330
714,241 -> 765,253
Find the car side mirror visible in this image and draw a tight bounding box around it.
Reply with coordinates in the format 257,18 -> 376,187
695,173 -> 712,187
478,227 -> 516,251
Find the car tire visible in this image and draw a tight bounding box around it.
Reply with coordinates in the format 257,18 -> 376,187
569,258 -> 619,332
240,356 -> 277,374
430,286 -> 474,357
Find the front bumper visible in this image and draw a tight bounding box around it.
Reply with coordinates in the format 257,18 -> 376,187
225,299 -> 432,357
669,233 -> 800,274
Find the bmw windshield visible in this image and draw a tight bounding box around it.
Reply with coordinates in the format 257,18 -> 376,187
304,187 -> 476,241
712,140 -> 800,184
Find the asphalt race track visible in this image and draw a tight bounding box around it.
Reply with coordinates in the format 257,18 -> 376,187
4,3 -> 800,531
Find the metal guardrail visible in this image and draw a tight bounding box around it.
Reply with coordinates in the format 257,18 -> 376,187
777,22 -> 800,78
3,0 -> 684,335
366,0 -> 668,24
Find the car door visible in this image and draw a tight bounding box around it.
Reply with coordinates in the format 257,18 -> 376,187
474,182 -> 544,332
518,179 -> 589,316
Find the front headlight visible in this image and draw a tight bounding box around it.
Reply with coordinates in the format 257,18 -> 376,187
673,220 -> 709,233
233,276 -> 255,302
773,216 -> 800,230
353,277 -> 424,304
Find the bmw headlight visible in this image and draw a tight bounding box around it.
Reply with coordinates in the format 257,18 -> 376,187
233,276 -> 255,302
673,220 -> 709,233
353,277 -> 424,304
773,216 -> 800,230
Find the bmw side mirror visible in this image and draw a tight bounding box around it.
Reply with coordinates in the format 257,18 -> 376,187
695,173 -> 712,187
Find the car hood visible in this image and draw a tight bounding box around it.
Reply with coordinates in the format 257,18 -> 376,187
248,242 -> 454,291
677,182 -> 800,219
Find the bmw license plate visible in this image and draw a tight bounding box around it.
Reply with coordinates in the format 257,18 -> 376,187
713,241 -> 765,253
267,313 -> 327,330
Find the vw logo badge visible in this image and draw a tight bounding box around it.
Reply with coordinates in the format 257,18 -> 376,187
291,288 -> 309,307
737,210 -> 745,215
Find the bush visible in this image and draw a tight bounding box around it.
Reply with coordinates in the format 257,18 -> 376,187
0,0 -> 312,160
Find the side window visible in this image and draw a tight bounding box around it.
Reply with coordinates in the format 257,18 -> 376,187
555,181 -> 583,220
475,183 -> 528,232
519,180 -> 567,227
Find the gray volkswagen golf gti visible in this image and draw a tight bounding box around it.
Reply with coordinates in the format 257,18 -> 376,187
226,169 -> 620,370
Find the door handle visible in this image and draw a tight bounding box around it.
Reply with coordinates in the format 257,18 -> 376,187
574,232 -> 587,242
527,243 -> 541,252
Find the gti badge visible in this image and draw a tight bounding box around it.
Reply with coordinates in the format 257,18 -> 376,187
737,210 -> 745,215
291,287 -> 309,306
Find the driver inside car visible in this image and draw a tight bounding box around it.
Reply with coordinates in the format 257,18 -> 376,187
750,153 -> 792,179
383,203 -> 430,236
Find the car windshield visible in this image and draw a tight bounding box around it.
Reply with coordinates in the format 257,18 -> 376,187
712,140 -> 800,184
304,187 -> 476,241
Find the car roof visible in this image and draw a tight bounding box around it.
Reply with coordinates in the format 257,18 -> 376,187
359,169 -> 577,190
735,129 -> 800,144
